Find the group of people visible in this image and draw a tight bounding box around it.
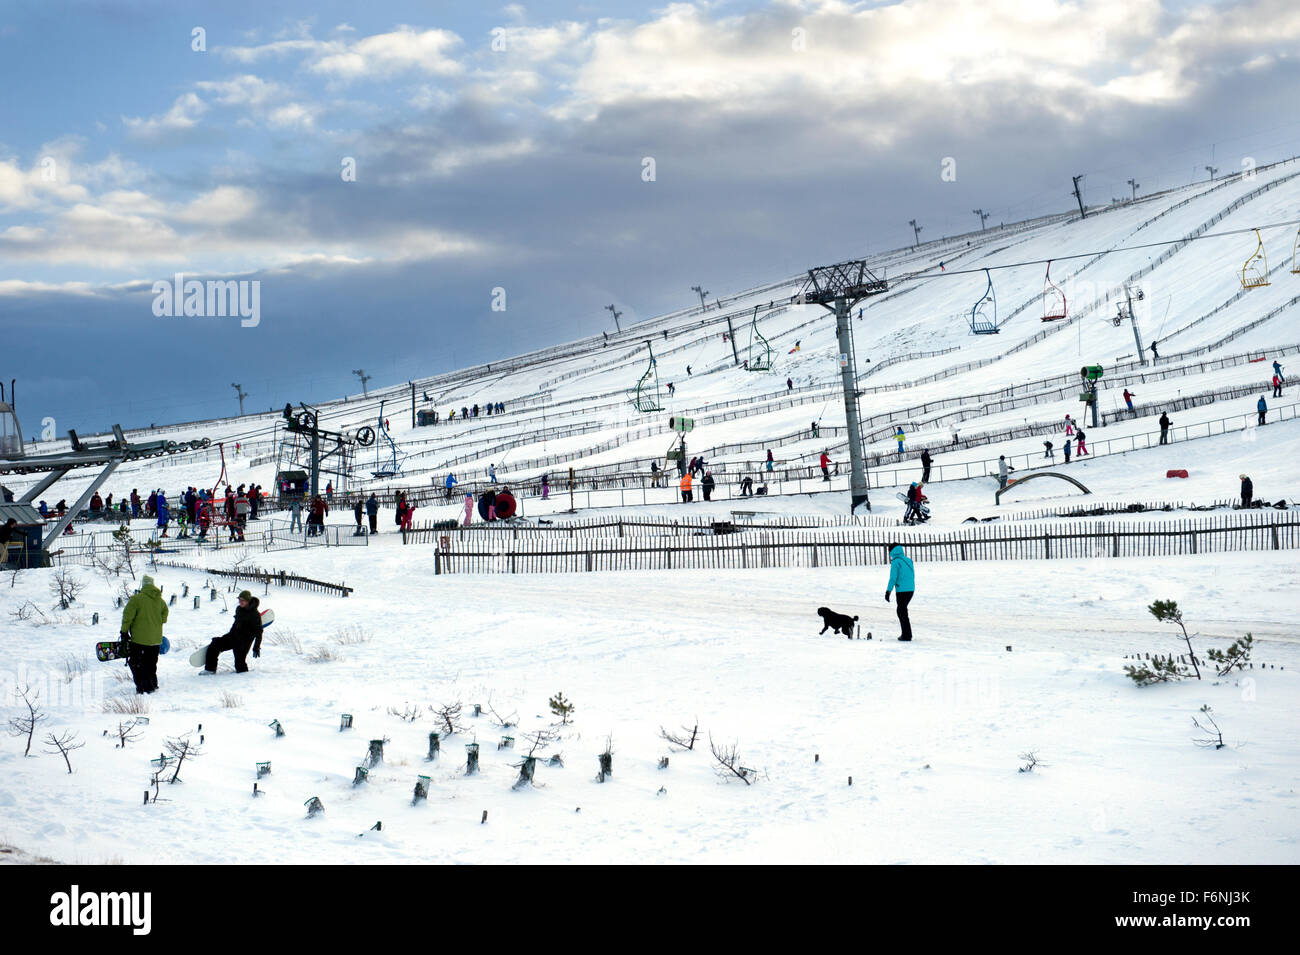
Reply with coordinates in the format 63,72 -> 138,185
444,401 -> 507,422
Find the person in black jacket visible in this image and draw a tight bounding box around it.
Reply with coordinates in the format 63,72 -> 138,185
1240,474 -> 1253,509
702,471 -> 716,501
202,592 -> 263,674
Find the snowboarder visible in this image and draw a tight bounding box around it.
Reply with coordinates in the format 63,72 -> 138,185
920,448 -> 932,483
1240,474 -> 1253,509
1043,440 -> 1054,462
365,493 -> 379,534
819,451 -> 831,482
702,471 -> 715,502
1075,429 -> 1088,455
680,470 -> 693,503
894,427 -> 906,454
1257,395 -> 1268,425
201,592 -> 263,675
1273,374 -> 1282,398
1159,412 -> 1171,445
884,543 -> 915,641
1123,389 -> 1136,413
121,575 -> 167,694
997,455 -> 1014,490
904,482 -> 927,524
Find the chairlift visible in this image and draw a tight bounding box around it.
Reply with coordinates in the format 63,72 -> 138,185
631,343 -> 664,413
372,399 -> 406,479
1041,260 -> 1067,322
968,268 -> 999,334
746,306 -> 774,371
1241,228 -> 1269,289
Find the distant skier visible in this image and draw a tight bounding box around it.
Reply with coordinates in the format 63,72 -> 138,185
686,365 -> 692,376
1122,389 -> 1136,413
1149,341 -> 1159,360
819,451 -> 832,482
445,472 -> 458,500
1257,395 -> 1268,424
997,455 -> 1014,490
353,498 -> 364,536
739,475 -> 754,497
702,471 -> 715,502
1240,474 -> 1253,509
787,377 -> 793,392
766,449 -> 774,472
1064,414 -> 1075,436
463,492 -> 474,527
488,464 -> 498,485
1273,374 -> 1283,398
894,427 -> 906,454
884,543 -> 916,642
325,481 -> 333,501
155,492 -> 170,537
365,492 -> 379,534
920,448 -> 932,483
541,473 -> 550,499
1043,440 -> 1054,463
1075,429 -> 1088,455
811,421 -> 819,438
1063,437 -> 1072,464
1159,412 -> 1171,445
1273,360 -> 1284,381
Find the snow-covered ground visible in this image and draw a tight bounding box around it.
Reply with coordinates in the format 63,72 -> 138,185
4,166 -> 1299,865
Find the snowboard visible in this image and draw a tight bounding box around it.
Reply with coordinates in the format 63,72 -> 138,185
189,608 -> 274,667
95,635 -> 170,662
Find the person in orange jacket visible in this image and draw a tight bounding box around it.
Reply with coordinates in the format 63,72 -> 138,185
680,470 -> 694,503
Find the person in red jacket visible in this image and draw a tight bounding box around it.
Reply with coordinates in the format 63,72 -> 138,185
1122,389 -> 1136,413
819,450 -> 831,482
308,494 -> 328,537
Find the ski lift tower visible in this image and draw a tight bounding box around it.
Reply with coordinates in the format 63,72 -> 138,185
798,260 -> 889,513
1117,282 -> 1147,366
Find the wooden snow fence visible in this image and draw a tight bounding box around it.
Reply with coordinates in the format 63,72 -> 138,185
419,512 -> 1300,575
149,560 -> 353,596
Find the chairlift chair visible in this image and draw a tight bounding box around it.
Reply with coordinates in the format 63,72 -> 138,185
746,306 -> 774,371
1041,260 -> 1067,322
631,343 -> 664,413
968,268 -> 1000,334
1241,228 -> 1270,289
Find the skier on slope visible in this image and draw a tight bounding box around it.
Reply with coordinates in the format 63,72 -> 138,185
1122,389 -> 1137,413
819,451 -> 832,482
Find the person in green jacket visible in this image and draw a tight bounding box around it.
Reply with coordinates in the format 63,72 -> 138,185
884,543 -> 916,641
120,574 -> 168,693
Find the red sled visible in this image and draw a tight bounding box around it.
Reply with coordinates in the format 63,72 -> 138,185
1166,469 -> 1189,479
1249,356 -> 1267,363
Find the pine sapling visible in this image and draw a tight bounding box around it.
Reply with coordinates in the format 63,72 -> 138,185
1148,599 -> 1201,679
1206,633 -> 1254,677
548,691 -> 575,725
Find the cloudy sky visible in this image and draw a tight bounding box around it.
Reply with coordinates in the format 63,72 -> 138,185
3,0 -> 1299,434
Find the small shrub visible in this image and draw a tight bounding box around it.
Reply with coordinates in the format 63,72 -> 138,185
219,691 -> 242,709
61,653 -> 88,684
267,630 -> 302,654
307,646 -> 338,664
1124,654 -> 1194,686
103,696 -> 149,715
548,691 -> 575,725
333,625 -> 371,646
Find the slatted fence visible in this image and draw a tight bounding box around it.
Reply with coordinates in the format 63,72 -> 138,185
425,512 -> 1300,574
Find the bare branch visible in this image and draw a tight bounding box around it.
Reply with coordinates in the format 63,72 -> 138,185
7,684 -> 46,757
708,733 -> 756,785
43,730 -> 85,773
659,718 -> 700,751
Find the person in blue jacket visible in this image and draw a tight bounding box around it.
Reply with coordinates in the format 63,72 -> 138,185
884,543 -> 916,641
1257,395 -> 1268,425
155,492 -> 170,537
444,472 -> 458,500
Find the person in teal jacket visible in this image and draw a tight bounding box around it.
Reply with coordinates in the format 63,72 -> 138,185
884,543 -> 915,641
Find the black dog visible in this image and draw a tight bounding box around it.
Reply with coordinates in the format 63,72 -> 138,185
817,607 -> 862,638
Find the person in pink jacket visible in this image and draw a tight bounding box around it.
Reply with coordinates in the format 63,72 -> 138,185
463,492 -> 473,527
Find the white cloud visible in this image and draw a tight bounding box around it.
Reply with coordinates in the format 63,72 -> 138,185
122,92 -> 208,137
